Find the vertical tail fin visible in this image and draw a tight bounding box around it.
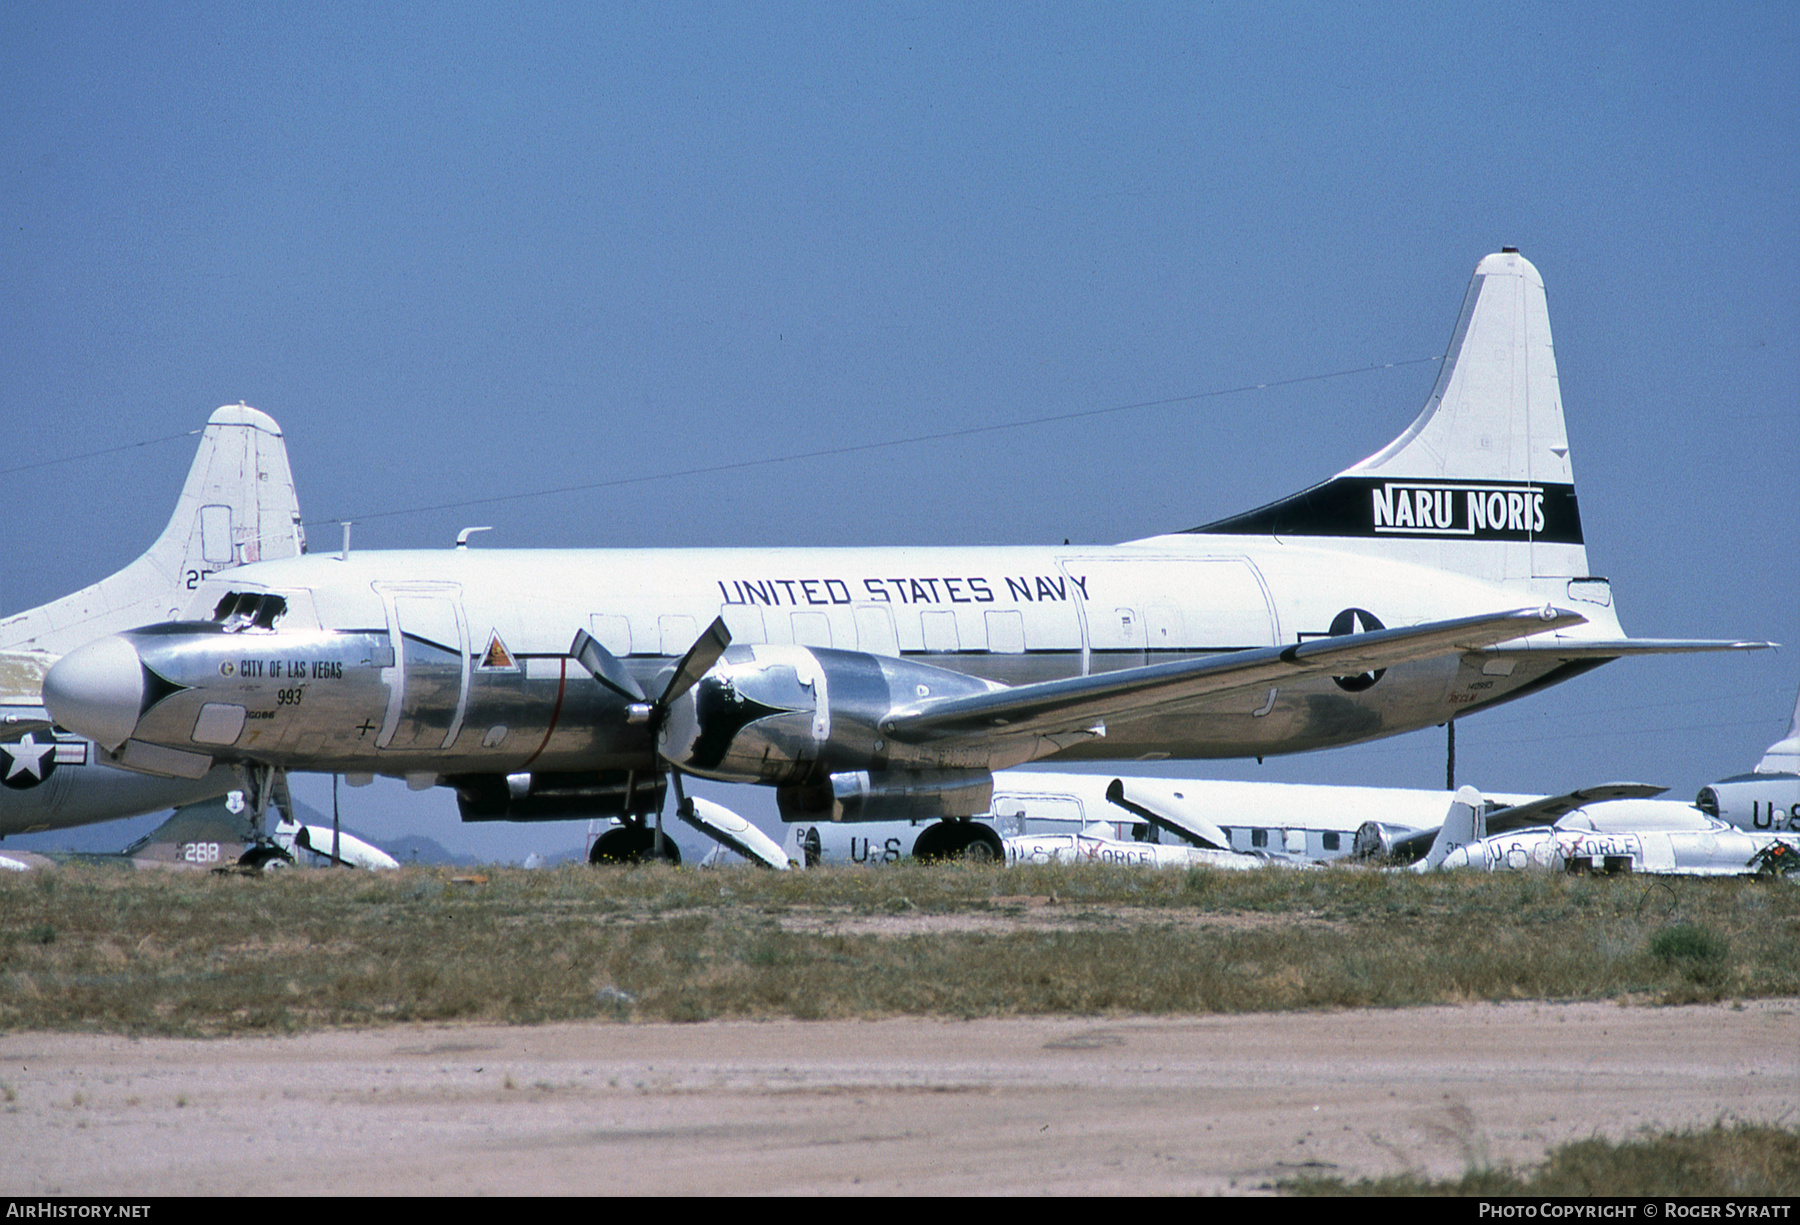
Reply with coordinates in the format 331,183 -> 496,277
0,406 -> 305,655
1755,686 -> 1800,776
1188,251 -> 1600,603
1415,784 -> 1487,871
1351,250 -> 1572,489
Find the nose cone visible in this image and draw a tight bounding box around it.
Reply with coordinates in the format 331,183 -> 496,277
44,636 -> 144,750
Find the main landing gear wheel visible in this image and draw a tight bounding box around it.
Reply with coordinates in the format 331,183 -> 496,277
912,821 -> 1003,864
237,845 -> 294,874
588,825 -> 682,866
958,835 -> 1000,864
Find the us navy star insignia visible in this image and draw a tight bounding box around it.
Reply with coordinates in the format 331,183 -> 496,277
2,733 -> 55,786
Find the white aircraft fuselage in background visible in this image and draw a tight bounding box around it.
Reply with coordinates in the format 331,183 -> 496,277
42,253 -> 1766,846
1695,685 -> 1800,834
784,770 -> 1543,867
0,407 -> 304,838
788,681 -> 1800,870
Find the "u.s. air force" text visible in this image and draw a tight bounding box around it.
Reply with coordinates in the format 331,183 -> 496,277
717,575 -> 1090,607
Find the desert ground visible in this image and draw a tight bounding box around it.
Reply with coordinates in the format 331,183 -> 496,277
4,998 -> 1794,1195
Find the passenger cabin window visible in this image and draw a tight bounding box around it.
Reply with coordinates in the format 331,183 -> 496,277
1322,832 -> 1340,852
1250,828 -> 1268,848
211,592 -> 288,631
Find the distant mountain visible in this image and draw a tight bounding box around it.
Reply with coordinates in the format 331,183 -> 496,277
384,836 -> 598,868
2,793 -> 637,869
3,810 -> 164,854
379,834 -> 483,868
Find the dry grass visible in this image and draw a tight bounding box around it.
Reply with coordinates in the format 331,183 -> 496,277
1,861 -> 1796,1035
1283,1121 -> 1800,1196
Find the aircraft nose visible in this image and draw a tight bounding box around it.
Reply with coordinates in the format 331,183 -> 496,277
43,636 -> 145,751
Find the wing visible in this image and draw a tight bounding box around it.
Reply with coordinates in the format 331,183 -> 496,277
0,705 -> 54,739
1482,638 -> 1774,657
0,650 -> 55,737
882,606 -> 1586,753
1483,782 -> 1670,835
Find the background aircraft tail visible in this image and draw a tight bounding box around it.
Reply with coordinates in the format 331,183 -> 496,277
0,405 -> 305,656
1754,686 -> 1800,776
1415,784 -> 1487,871
1188,251 -> 1606,614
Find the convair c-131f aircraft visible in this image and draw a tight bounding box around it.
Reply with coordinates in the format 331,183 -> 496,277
42,252 -> 1770,861
0,406 -> 305,838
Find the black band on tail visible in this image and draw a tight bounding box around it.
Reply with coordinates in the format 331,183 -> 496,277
1187,476 -> 1583,544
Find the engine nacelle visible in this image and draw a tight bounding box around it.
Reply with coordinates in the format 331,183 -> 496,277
1352,820 -> 1434,863
1695,773 -> 1800,832
450,770 -> 667,823
658,644 -> 1000,787
776,768 -> 995,824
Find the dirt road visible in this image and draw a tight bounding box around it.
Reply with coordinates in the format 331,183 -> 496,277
4,999 -> 1794,1195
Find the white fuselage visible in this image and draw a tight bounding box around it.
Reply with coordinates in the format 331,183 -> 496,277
1002,829 -> 1269,871
1438,822 -> 1796,876
784,769 -> 1539,866
110,534 -> 1616,781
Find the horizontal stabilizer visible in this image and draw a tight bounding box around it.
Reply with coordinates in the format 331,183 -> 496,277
122,796 -> 256,853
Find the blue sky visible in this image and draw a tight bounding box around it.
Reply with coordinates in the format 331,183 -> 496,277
4,3 -> 1795,861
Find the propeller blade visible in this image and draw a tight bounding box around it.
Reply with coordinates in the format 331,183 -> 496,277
569,629 -> 647,702
657,617 -> 732,710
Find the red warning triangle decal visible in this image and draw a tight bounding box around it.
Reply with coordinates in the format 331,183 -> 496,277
480,632 -> 516,670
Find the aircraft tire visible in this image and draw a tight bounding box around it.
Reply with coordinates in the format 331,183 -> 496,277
589,826 -> 683,866
913,821 -> 1001,864
238,845 -> 294,874
959,827 -> 1002,863
910,821 -> 952,862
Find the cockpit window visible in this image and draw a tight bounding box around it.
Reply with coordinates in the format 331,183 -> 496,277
252,596 -> 286,629
211,592 -> 289,631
